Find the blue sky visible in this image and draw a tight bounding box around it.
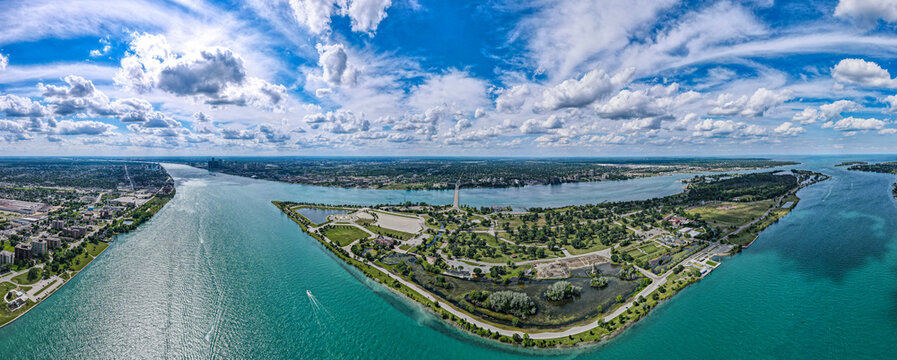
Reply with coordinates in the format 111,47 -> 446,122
3,0 -> 897,156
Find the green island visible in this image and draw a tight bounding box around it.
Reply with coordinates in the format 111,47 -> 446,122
0,160 -> 174,328
835,161 -> 867,167
275,169 -> 828,347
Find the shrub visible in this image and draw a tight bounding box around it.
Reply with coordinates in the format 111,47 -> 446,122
544,281 -> 581,301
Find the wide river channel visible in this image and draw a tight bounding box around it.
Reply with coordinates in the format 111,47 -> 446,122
0,155 -> 895,358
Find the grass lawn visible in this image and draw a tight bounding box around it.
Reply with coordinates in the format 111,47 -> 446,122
0,282 -> 16,298
86,242 -> 109,257
68,253 -> 94,272
322,225 -> 370,246
706,260 -> 719,266
686,200 -> 775,227
364,224 -> 414,240
11,271 -> 41,285
564,241 -> 609,255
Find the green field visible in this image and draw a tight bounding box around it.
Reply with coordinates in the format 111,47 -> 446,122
364,224 -> 414,240
86,242 -> 109,257
686,200 -> 775,227
11,271 -> 41,285
68,253 -> 94,272
323,225 -> 370,246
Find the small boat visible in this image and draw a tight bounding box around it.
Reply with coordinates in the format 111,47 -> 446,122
306,290 -> 313,296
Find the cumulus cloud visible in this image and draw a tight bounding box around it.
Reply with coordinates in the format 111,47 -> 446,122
495,84 -> 532,113
50,120 -> 116,135
538,68 -> 635,110
316,43 -> 357,87
346,0 -> 392,34
834,0 -> 897,24
822,116 -> 887,131
708,88 -> 791,117
290,0 -> 393,35
0,54 -> 7,71
774,121 -> 805,136
520,115 -> 564,134
0,120 -> 29,139
832,58 -> 897,88
596,83 -> 700,120
304,110 -> 370,134
792,100 -> 858,124
39,75 -> 114,116
0,94 -> 50,118
692,119 -> 767,138
115,33 -> 287,110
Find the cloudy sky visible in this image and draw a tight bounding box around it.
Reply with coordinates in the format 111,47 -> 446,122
3,0 -> 897,156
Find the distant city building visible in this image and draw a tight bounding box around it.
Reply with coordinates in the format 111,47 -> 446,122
32,239 -> 47,256
0,250 -> 13,265
0,198 -> 51,214
63,227 -> 88,238
51,220 -> 65,229
46,237 -> 62,249
14,243 -> 32,261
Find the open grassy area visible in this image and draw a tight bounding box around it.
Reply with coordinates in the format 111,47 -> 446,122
86,242 -> 109,257
0,282 -> 16,298
564,241 -> 610,255
322,225 -> 370,246
686,200 -> 775,227
68,253 -> 94,272
364,224 -> 414,240
11,271 -> 41,285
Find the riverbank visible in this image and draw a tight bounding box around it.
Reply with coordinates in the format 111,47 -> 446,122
275,201 -> 727,348
0,189 -> 175,330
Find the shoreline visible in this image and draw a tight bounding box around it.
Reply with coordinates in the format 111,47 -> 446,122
0,189 -> 175,330
277,202 -> 719,348
273,170 -> 827,348
209,162 -> 796,192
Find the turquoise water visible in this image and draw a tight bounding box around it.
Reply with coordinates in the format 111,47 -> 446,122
0,156 -> 895,358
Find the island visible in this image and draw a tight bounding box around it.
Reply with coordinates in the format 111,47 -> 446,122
185,157 -> 797,190
274,169 -> 828,347
845,162 -> 897,198
0,159 -> 174,328
835,161 -> 867,167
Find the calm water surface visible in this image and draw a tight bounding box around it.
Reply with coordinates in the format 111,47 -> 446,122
1,156 -> 895,358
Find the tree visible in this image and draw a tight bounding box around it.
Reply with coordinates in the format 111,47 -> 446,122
27,267 -> 41,281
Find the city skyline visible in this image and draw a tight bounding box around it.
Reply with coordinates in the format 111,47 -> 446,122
3,0 -> 897,156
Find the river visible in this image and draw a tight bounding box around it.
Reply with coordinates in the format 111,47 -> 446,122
0,155 -> 894,358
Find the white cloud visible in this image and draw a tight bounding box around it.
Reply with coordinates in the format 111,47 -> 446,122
822,116 -> 887,131
290,0 -> 392,35
792,100 -> 858,124
774,121 -> 805,136
832,58 -> 897,88
316,43 -> 358,86
515,0 -> 677,79
520,115 -> 564,134
495,84 -> 532,113
537,68 -> 634,110
347,0 -> 392,35
0,94 -> 50,118
0,54 -> 7,71
708,88 -> 791,117
304,110 -> 370,134
115,33 -> 287,110
692,119 -> 767,138
50,120 -> 116,135
835,0 -> 897,24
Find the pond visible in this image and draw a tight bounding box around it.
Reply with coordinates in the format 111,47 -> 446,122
295,207 -> 347,224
